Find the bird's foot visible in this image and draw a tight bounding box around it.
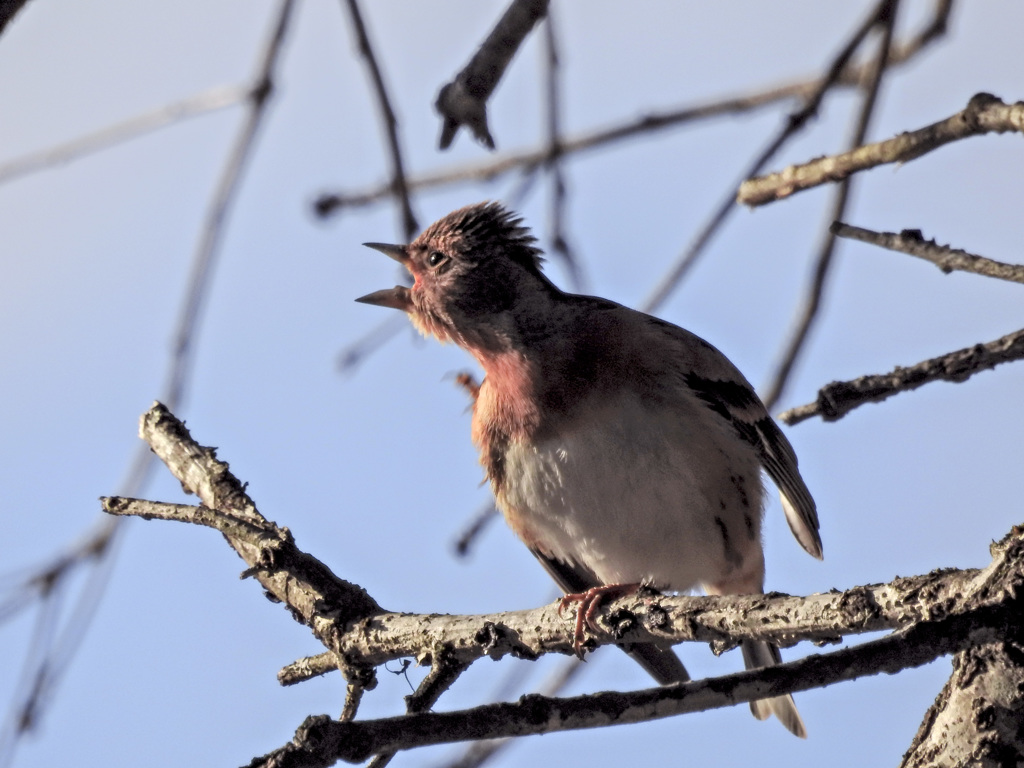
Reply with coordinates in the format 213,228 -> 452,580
558,583 -> 642,658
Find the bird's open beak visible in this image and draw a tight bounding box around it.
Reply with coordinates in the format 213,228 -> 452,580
355,285 -> 413,311
363,242 -> 409,264
357,242 -> 414,311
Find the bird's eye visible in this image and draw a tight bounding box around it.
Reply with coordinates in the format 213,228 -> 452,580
427,251 -> 448,269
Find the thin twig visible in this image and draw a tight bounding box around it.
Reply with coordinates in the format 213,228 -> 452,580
279,652 -> 339,686
318,6 -> 951,220
317,77 -> 865,220
439,659 -> 584,768
435,0 -> 550,150
0,85 -> 248,185
739,92 -> 1024,207
641,0 -> 894,313
761,0 -> 898,411
342,0 -> 418,239
368,653 -> 473,768
779,326 -> 1024,426
336,313 -> 409,374
165,0 -> 296,409
832,222 -> 1024,284
541,11 -> 582,288
453,503 -> 499,558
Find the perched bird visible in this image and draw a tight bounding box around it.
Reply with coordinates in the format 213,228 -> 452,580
357,202 -> 822,737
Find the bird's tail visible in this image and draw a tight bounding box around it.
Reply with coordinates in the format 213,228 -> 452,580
741,640 -> 806,738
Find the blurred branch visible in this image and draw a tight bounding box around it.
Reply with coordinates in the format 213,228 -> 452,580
541,11 -> 582,288
778,326 -> 1024,426
739,92 -> 1024,206
315,73 -> 879,219
641,0 -> 897,312
0,85 -> 248,185
0,0 -> 31,36
336,314 -> 409,374
366,652 -> 472,768
342,0 -> 418,239
435,0 -> 549,150
317,1 -> 951,222
438,659 -> 584,768
0,6 -> 298,761
165,0 -> 296,409
832,222 -> 1024,284
453,502 -> 499,558
761,0 -> 899,410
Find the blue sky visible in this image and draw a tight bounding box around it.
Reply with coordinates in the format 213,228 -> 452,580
1,2 -> 1022,766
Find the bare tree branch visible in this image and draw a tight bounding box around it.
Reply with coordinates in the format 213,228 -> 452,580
435,0 -> 549,150
279,652 -> 340,687
317,5 -> 952,223
452,502 -> 499,558
250,603 -> 1016,766
342,0 -> 418,239
739,93 -> 1024,207
642,0 -> 897,313
901,637 -> 1024,767
165,0 -> 296,410
0,0 -> 31,36
778,326 -> 1024,425
761,0 -> 899,410
101,458 -> 995,669
832,222 -> 1024,285
366,652 -> 472,768
438,660 -> 585,768
105,401 -> 1024,765
103,406 -> 381,628
0,85 -> 248,185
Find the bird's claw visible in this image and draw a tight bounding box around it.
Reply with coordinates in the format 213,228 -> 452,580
558,583 -> 642,658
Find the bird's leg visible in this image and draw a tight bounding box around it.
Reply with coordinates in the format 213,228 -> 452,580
558,583 -> 642,658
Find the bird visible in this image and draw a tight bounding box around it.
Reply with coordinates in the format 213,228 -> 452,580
356,201 -> 822,737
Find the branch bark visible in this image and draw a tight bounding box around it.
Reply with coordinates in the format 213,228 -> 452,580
779,327 -> 1024,425
739,93 -> 1024,206
832,222 -> 1024,285
104,403 -> 1024,766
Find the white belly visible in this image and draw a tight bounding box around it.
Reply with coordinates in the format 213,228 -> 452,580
499,393 -> 765,592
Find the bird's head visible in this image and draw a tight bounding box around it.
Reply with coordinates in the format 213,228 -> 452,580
357,202 -> 550,349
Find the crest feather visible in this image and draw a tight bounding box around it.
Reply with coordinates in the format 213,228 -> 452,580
422,201 -> 545,276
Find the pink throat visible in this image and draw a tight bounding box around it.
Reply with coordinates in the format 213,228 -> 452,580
472,348 -> 541,441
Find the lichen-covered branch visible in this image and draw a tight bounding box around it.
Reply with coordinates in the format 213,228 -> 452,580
832,222 -> 1024,285
102,403 -> 380,639
779,327 -> 1024,425
100,493 -> 991,670
738,93 -> 1024,206
250,602 -> 1017,766
900,637 -> 1024,767
107,403 -> 1024,767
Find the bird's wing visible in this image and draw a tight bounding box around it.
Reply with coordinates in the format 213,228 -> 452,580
647,317 -> 823,559
529,548 -> 692,684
